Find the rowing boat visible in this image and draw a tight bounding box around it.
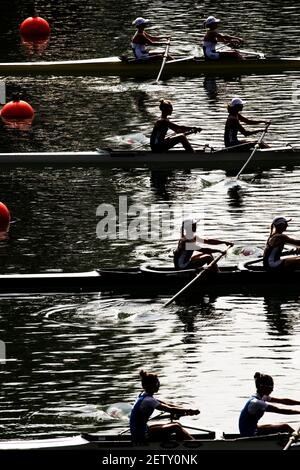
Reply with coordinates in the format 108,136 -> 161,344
0,431 -> 298,451
1,262 -> 300,296
0,146 -> 299,170
0,56 -> 300,78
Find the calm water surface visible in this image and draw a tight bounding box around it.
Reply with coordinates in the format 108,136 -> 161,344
0,0 -> 300,438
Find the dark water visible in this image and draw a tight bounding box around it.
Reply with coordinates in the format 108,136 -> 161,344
0,0 -> 300,438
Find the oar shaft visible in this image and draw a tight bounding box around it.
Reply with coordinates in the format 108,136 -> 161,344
163,247 -> 229,308
235,122 -> 270,180
243,249 -> 297,268
180,424 -> 216,434
164,55 -> 194,64
212,142 -> 258,153
156,39 -> 171,83
283,423 -> 300,451
217,44 -> 264,58
119,411 -> 167,435
235,145 -> 260,180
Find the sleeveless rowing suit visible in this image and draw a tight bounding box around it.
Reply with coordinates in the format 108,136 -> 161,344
174,237 -> 195,269
131,32 -> 150,59
203,31 -> 220,60
150,119 -> 169,152
130,392 -> 160,442
239,393 -> 270,436
263,234 -> 284,269
224,114 -> 244,147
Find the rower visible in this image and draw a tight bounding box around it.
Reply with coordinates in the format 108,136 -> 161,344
239,372 -> 300,437
202,16 -> 244,60
263,216 -> 300,270
173,219 -> 233,270
150,99 -> 201,153
224,97 -> 270,151
131,17 -> 170,61
130,369 -> 199,443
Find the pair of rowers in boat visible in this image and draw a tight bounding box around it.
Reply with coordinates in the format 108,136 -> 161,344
174,216 -> 300,272
150,97 -> 270,154
131,15 -> 244,62
130,370 -> 300,443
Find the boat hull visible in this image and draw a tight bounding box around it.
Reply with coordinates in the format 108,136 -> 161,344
0,432 -> 298,451
0,147 -> 299,171
1,264 -> 300,296
0,56 -> 300,77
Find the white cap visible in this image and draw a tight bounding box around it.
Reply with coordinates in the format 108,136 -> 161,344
182,219 -> 199,233
230,97 -> 246,107
204,16 -> 220,27
132,17 -> 150,26
272,216 -> 291,227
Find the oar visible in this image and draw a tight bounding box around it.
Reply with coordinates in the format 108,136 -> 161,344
180,424 -> 218,434
168,412 -> 218,434
156,38 -> 171,83
239,49 -> 265,58
136,127 -> 200,149
118,411 -> 167,435
163,245 -> 231,308
235,122 -> 271,180
243,249 -> 297,268
212,142 -> 260,154
217,44 -> 264,58
232,47 -> 264,59
163,55 -> 195,65
283,424 -> 300,451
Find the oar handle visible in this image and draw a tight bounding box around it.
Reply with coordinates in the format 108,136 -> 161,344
184,127 -> 202,136
168,127 -> 202,139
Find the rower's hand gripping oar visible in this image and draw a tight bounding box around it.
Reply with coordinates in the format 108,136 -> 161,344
163,244 -> 232,308
156,38 -> 171,83
235,122 -> 271,180
184,127 -> 202,136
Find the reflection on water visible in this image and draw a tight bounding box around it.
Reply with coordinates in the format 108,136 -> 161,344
150,170 -> 176,201
263,296 -> 300,335
227,185 -> 245,209
0,0 -> 300,439
0,290 -> 300,436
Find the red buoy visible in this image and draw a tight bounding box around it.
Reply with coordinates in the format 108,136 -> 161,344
0,202 -> 10,231
20,16 -> 50,40
1,98 -> 34,120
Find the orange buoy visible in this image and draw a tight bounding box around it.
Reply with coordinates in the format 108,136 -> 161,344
20,15 -> 50,40
0,96 -> 34,120
0,202 -> 10,231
